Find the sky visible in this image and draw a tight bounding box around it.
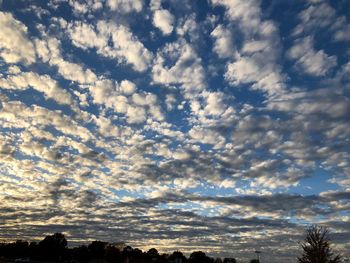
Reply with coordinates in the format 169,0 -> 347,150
0,0 -> 350,262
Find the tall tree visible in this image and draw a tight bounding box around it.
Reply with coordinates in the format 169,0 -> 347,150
38,233 -> 67,261
39,232 -> 67,250
189,251 -> 214,263
298,225 -> 342,263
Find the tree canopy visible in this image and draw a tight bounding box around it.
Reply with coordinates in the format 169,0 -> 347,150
298,225 -> 342,263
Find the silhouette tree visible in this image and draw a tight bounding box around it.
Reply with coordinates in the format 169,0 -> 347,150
72,245 -> 89,262
298,225 -> 342,263
169,251 -> 188,263
189,251 -> 214,263
147,248 -> 159,260
88,240 -> 108,259
224,258 -> 236,263
13,240 -> 29,257
39,233 -> 67,260
105,245 -> 121,263
131,247 -> 143,260
28,241 -> 39,259
40,232 -> 67,249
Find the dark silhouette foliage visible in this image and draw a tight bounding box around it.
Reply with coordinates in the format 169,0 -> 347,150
105,244 -> 122,263
147,248 -> 159,258
88,240 -> 108,259
38,232 -> 67,261
72,245 -> 90,262
39,232 -> 67,249
224,258 -> 237,263
4,229 -> 344,263
189,251 -> 214,263
168,251 -> 188,263
298,225 -> 342,263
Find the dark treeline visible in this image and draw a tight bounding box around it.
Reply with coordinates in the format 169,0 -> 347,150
0,226 -> 344,263
0,233 -> 237,263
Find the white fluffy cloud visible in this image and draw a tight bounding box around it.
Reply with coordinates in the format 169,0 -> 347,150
287,36 -> 337,76
0,12 -> 36,65
0,101 -> 93,142
102,21 -> 153,72
152,40 -> 206,95
210,1 -> 285,96
225,56 -> 284,95
189,126 -> 225,148
203,92 -> 226,116
335,25 -> 350,41
153,9 -> 175,35
66,20 -> 153,72
107,0 -> 143,12
210,25 -> 234,58
293,1 -> 350,43
88,79 -> 164,124
120,79 -> 136,95
67,21 -> 107,50
126,105 -> 147,124
34,37 -> 97,84
211,0 -> 261,34
0,71 -> 74,106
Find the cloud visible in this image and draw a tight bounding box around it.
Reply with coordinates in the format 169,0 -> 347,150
210,25 -> 234,59
267,88 -> 350,119
0,101 -> 93,142
152,39 -> 206,96
176,14 -> 199,40
104,22 -> 153,71
66,21 -> 107,50
165,94 -> 177,111
189,126 -> 226,148
287,36 -> 337,76
153,9 -> 175,35
210,0 -> 285,96
66,20 -> 153,72
225,55 -> 285,95
187,91 -> 236,131
0,70 -> 74,106
67,0 -> 103,14
126,105 -> 147,124
292,1 -> 350,42
0,12 -> 36,65
88,78 -> 164,124
106,0 -> 143,13
202,92 -> 227,116
34,37 -> 97,84
334,25 -> 350,41
0,141 -> 15,159
265,86 -> 350,187
211,0 -> 262,34
292,2 -> 338,36
120,80 -> 136,95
